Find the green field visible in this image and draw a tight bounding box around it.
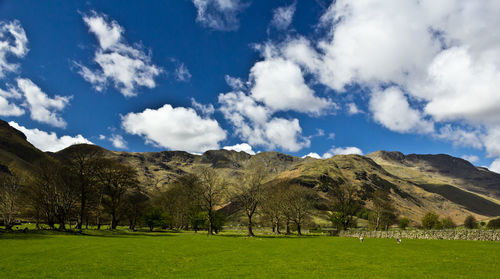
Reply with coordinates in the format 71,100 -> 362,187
1,230 -> 499,278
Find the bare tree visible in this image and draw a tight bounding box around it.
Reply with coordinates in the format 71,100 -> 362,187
0,172 -> 21,230
328,179 -> 361,231
123,189 -> 149,231
61,145 -> 103,230
196,167 -> 228,235
369,189 -> 397,231
233,163 -> 266,236
283,184 -> 316,235
261,182 -> 285,234
96,159 -> 138,229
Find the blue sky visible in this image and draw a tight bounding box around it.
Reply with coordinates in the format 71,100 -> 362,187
0,0 -> 499,171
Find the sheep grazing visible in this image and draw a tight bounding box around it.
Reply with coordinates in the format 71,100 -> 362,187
396,238 -> 402,244
359,236 -> 364,242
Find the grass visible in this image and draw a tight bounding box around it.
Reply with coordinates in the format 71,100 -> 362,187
0,229 -> 499,278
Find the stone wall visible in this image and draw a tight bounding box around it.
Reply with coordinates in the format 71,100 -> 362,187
338,229 -> 500,241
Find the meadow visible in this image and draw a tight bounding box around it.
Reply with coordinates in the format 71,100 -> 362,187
1,229 -> 499,278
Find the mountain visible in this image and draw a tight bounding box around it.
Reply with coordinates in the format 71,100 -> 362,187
1,120 -> 500,224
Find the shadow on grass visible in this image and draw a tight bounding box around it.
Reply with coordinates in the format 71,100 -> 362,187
215,233 -> 322,239
0,228 -> 179,239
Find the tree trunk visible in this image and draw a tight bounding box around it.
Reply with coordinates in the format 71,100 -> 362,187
296,222 -> 302,236
247,214 -> 254,237
207,211 -> 213,235
77,192 -> 85,230
285,220 -> 291,235
111,214 -> 118,229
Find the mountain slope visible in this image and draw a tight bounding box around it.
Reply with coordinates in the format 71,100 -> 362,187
1,120 -> 500,224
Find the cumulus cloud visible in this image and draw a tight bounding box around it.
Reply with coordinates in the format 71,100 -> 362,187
225,75 -> 246,90
218,91 -> 310,152
109,134 -> 127,149
302,146 -> 363,159
489,159 -> 500,174
436,125 -> 482,149
250,57 -> 335,115
0,20 -> 28,77
369,87 -> 433,134
0,93 -> 24,117
461,155 -> 479,164
223,143 -> 255,155
16,78 -> 71,128
270,3 -> 296,30
9,121 -> 92,152
192,0 -> 248,31
121,104 -> 226,153
77,11 -> 162,97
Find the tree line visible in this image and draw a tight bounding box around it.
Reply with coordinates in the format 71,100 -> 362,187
2,146 -> 499,233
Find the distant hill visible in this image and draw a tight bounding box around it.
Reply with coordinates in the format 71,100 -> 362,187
1,120 -> 500,224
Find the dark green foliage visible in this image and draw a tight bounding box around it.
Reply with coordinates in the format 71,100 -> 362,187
143,209 -> 169,231
398,217 -> 410,230
464,215 -> 478,229
356,208 -> 371,220
421,212 -> 441,230
486,217 -> 500,229
440,217 -> 456,229
189,211 -> 225,233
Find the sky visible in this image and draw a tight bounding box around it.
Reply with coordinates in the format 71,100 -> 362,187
1,0 -> 500,172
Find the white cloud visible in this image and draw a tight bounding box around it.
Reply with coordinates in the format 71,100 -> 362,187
483,127 -> 500,158
250,57 -> 335,115
347,102 -> 362,115
489,159 -> 500,174
0,96 -> 24,116
302,146 -> 363,159
9,121 -> 92,152
302,152 -> 321,159
98,134 -> 106,140
175,63 -> 192,82
78,12 -> 162,97
223,143 -> 255,155
0,20 -> 28,77
369,87 -> 433,134
328,132 -> 335,140
461,155 -> 479,164
109,134 -> 127,149
192,0 -> 248,31
436,124 -> 482,149
16,78 -> 70,128
225,75 -> 246,90
218,91 -> 310,152
121,104 -> 226,153
323,146 -> 363,158
270,3 -> 296,30
191,98 -> 215,116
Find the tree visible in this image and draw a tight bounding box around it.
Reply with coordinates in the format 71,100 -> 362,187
196,167 -> 228,235
464,215 -> 478,229
487,218 -> 500,229
26,159 -> 79,230
61,145 -> 103,230
233,163 -> 266,236
0,172 -> 21,230
283,184 -> 316,235
155,174 -> 201,230
328,179 -> 361,230
369,190 -> 397,231
421,212 -> 440,230
96,159 -> 138,229
261,181 -> 285,234
123,190 -> 149,231
440,216 -> 456,229
398,217 -> 410,230
143,208 -> 168,231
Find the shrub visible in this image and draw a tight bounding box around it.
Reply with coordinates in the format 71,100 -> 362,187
143,209 -> 169,231
487,218 -> 500,229
421,212 -> 440,230
464,215 -> 478,229
440,217 -> 456,229
398,217 -> 410,230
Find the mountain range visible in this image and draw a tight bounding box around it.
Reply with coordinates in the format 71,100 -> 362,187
1,119 -> 500,224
